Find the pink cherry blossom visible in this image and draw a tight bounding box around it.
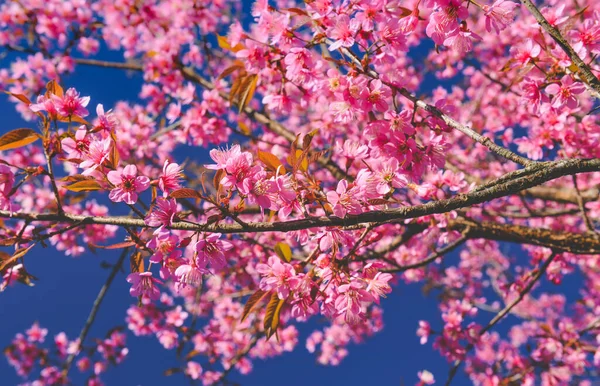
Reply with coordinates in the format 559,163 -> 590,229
327,180 -> 362,218
256,255 -> 300,299
483,0 -> 519,34
158,160 -> 182,196
335,281 -> 373,325
107,164 -> 150,204
194,233 -> 233,270
0,165 -> 15,211
79,138 -> 112,176
52,87 -> 90,117
145,198 -> 177,227
61,127 -> 89,159
327,14 -> 359,51
545,75 -> 586,110
126,272 -> 161,300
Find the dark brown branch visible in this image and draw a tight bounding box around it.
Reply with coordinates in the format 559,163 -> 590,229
450,218 -> 600,254
2,158 -> 600,235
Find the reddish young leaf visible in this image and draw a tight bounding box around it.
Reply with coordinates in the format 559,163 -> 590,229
64,180 -> 103,192
263,292 -> 285,341
0,245 -> 34,272
257,150 -> 285,173
5,91 -> 32,106
45,79 -> 64,98
216,35 -> 245,52
130,250 -> 144,274
241,289 -> 270,322
91,241 -> 137,250
232,74 -> 258,113
169,188 -> 202,199
0,129 -> 40,151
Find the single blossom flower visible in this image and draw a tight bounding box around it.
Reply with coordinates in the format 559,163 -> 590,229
335,281 -> 373,325
52,87 -> 90,117
418,370 -> 435,385
206,145 -> 243,170
185,361 -> 203,380
29,95 -> 58,115
194,233 -> 233,270
126,272 -> 161,300
256,255 -> 300,299
482,0 -> 519,34
327,14 -> 359,51
145,198 -> 178,227
511,39 -> 541,67
174,263 -> 205,289
79,138 -> 112,175
239,170 -> 277,210
545,75 -> 586,110
158,160 -> 182,196
95,104 -> 117,133
326,180 -> 362,218
61,127 -> 90,159
365,272 -> 393,304
0,165 -> 15,211
107,164 -> 150,204
146,227 -> 182,263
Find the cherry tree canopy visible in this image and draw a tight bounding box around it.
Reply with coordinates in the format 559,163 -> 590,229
1,0 -> 600,384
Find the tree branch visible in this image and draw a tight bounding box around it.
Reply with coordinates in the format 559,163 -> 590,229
521,0 -> 600,99
445,251 -> 558,385
2,158 -> 600,234
384,232 -> 468,272
62,248 -> 130,379
449,218 -> 600,254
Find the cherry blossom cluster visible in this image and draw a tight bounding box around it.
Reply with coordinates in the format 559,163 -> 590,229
5,322 -> 127,386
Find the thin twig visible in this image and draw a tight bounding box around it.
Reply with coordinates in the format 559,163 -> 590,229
43,146 -> 64,214
61,248 -> 130,378
572,175 -> 597,234
384,231 -> 468,273
444,252 -> 558,386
